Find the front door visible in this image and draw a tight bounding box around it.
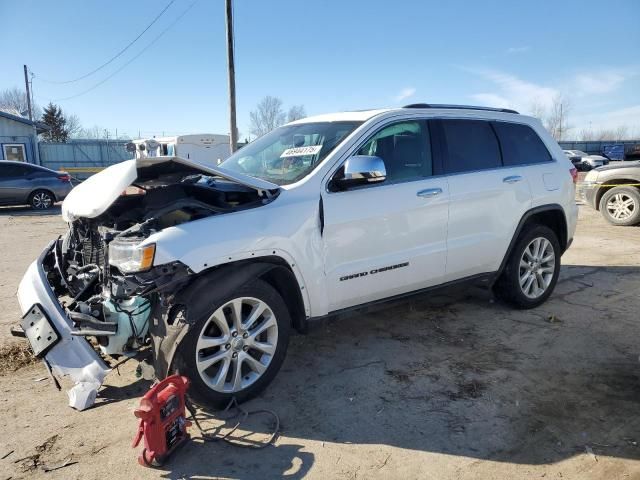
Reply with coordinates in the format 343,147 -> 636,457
321,120 -> 449,312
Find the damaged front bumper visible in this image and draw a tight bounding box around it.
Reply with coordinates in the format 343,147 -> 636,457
16,241 -> 110,411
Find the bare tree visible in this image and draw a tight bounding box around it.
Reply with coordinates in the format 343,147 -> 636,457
544,94 -> 571,141
287,105 -> 306,122
249,96 -> 286,137
527,99 -> 546,121
66,114 -> 83,138
76,125 -> 107,139
613,126 -> 629,141
579,128 -> 596,141
578,125 -> 631,142
0,87 -> 42,118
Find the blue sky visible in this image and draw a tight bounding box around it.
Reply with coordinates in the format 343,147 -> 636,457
1,0 -> 638,139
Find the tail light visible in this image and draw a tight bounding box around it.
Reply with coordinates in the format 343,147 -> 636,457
57,174 -> 71,182
569,168 -> 578,184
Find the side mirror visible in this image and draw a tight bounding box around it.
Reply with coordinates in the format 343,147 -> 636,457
333,155 -> 386,189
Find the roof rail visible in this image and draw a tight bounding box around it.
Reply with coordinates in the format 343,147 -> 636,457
402,103 -> 519,114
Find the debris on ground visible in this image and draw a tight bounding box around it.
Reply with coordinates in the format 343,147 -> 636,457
42,457 -> 77,472
449,379 -> 485,400
0,342 -> 37,375
585,445 -> 598,461
13,435 -> 60,473
547,315 -> 561,323
35,435 -> 58,454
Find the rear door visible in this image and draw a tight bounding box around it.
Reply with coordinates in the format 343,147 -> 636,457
0,163 -> 32,204
492,121 -> 557,208
321,119 -> 450,311
435,119 -> 532,280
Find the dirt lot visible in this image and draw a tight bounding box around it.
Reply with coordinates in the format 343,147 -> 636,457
0,199 -> 639,480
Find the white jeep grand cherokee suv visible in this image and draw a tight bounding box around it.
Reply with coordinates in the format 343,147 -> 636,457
15,104 -> 578,409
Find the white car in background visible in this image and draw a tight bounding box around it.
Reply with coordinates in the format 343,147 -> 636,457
563,149 -> 609,171
15,104 -> 578,410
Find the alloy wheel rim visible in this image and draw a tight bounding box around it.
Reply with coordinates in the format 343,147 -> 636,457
606,193 -> 635,220
195,297 -> 278,393
519,237 -> 555,299
33,193 -> 52,209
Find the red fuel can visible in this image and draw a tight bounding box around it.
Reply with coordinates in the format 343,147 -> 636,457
132,375 -> 191,467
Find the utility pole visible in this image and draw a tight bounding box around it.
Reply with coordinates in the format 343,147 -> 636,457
225,0 -> 238,153
558,102 -> 563,141
23,65 -> 33,121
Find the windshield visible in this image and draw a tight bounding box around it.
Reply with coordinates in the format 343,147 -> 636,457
220,121 -> 362,185
575,151 -> 589,156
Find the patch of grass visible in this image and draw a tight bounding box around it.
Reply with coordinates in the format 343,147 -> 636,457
0,342 -> 38,375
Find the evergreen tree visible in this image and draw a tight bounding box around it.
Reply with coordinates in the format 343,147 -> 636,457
41,103 -> 69,142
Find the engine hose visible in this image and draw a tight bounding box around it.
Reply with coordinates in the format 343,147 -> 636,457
185,396 -> 279,449
77,263 -> 99,274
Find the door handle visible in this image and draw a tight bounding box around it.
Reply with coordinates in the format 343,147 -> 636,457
503,175 -> 523,184
417,188 -> 442,198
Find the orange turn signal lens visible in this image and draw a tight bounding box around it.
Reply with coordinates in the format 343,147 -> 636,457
139,244 -> 156,271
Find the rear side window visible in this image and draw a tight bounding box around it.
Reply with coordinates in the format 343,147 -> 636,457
24,164 -> 54,177
0,163 -> 28,177
440,120 -> 501,174
493,122 -> 552,165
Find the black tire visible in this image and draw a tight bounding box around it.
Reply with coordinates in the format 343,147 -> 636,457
599,186 -> 640,226
173,278 -> 291,408
29,189 -> 55,209
493,224 -> 561,309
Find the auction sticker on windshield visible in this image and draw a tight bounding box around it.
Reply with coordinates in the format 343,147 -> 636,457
280,145 -> 323,158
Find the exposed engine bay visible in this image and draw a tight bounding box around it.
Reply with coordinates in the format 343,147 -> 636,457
48,159 -> 276,371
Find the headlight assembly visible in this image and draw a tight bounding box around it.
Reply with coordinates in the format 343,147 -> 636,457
108,238 -> 155,273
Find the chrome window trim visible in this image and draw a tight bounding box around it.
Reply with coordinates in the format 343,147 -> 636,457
323,114 -> 557,194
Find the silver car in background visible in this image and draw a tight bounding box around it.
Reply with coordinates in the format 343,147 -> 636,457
563,150 -> 609,171
0,161 -> 73,209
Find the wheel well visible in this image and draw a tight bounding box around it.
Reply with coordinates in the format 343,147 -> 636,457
188,256 -> 308,334
595,180 -> 640,210
256,257 -> 308,334
522,208 -> 567,252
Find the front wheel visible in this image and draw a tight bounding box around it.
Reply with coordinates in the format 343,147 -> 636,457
173,279 -> 291,408
599,186 -> 640,226
493,224 -> 561,309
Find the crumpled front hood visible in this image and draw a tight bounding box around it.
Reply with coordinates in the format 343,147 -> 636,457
62,156 -> 279,222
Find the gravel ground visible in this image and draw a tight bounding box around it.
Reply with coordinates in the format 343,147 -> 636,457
0,199 -> 639,480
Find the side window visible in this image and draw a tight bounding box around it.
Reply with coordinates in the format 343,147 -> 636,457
24,165 -> 52,177
0,164 -> 26,177
356,121 -> 432,182
440,119 -> 501,174
493,122 -> 552,166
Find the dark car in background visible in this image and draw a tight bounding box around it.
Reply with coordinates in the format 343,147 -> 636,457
625,145 -> 640,161
0,161 -> 73,209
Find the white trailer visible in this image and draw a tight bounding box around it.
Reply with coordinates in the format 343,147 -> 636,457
129,134 -> 232,166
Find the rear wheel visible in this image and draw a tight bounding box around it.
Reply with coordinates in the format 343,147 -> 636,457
599,186 -> 640,226
493,224 -> 561,309
29,190 -> 54,209
173,279 -> 291,408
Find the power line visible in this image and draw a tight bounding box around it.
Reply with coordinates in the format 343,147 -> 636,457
51,0 -> 198,102
36,0 -> 176,84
